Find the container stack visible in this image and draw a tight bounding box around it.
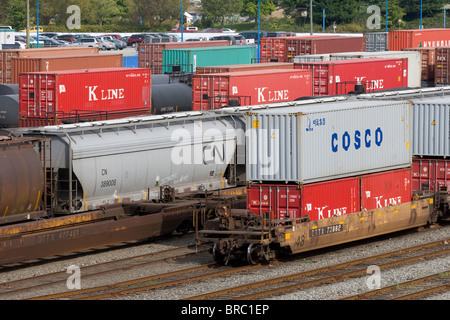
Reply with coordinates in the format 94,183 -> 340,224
260,36 -> 366,63
245,99 -> 413,221
0,47 -> 101,84
18,67 -> 151,127
162,46 -> 257,74
138,41 -> 230,74
191,68 -> 312,110
293,57 -> 408,96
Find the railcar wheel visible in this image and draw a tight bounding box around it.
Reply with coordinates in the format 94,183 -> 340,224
246,243 -> 260,265
212,243 -> 227,265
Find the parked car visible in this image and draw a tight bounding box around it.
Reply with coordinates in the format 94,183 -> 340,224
221,28 -> 237,33
209,34 -> 247,45
103,34 -> 123,40
111,38 -> 127,50
202,28 -> 221,33
74,37 -> 103,49
97,37 -> 116,50
55,35 -> 77,43
15,41 -> 26,49
40,38 -> 68,47
127,33 -> 148,47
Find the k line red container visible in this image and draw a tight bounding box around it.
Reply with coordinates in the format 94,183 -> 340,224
403,47 -> 436,81
248,168 -> 412,221
19,67 -> 151,120
360,168 -> 411,210
389,29 -> 450,51
434,47 -> 450,85
191,68 -> 312,110
11,54 -> 123,84
0,47 -> 99,84
294,57 -> 408,96
138,41 -> 229,74
247,177 -> 360,220
195,62 -> 293,74
260,36 -> 365,62
412,158 -> 450,191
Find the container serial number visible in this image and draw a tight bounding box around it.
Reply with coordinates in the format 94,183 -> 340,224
310,224 -> 343,237
100,179 -> 117,188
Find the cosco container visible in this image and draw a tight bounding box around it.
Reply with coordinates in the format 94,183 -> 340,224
389,28 -> 450,51
0,47 -> 99,84
191,69 -> 312,110
412,158 -> 450,191
364,32 -> 389,52
247,168 -> 410,221
412,98 -> 450,157
195,62 -> 293,74
329,51 -> 420,88
138,41 -> 229,74
247,178 -> 360,220
162,46 -> 256,73
246,100 -> 412,184
19,68 -> 151,126
403,47 -> 436,82
434,47 -> 450,85
294,57 -> 408,96
260,36 -> 365,62
11,54 -> 122,84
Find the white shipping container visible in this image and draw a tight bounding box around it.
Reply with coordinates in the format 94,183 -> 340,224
246,100 -> 412,184
329,51 -> 421,88
412,97 -> 450,157
293,54 -> 331,63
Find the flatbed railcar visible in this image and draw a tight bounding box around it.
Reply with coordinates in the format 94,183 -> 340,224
197,191 -> 450,265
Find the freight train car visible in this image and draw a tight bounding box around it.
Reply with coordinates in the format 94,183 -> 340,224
17,112 -> 245,214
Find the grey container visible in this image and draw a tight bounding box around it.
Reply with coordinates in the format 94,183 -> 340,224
0,94 -> 19,128
364,32 -> 388,52
412,97 -> 450,157
246,100 -> 412,184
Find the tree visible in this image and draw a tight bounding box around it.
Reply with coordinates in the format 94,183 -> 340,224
5,0 -> 27,30
201,0 -> 244,27
241,0 -> 276,19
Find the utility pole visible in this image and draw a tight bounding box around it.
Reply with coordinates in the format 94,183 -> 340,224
26,0 -> 30,48
310,0 -> 313,35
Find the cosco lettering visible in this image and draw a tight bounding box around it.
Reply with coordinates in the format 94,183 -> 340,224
331,127 -> 383,152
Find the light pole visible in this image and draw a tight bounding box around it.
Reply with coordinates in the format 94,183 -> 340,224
445,8 -> 447,29
180,0 -> 183,42
37,0 -> 39,48
323,9 -> 325,32
257,0 -> 266,63
385,0 -> 388,32
310,0 -> 313,35
420,0 -> 423,29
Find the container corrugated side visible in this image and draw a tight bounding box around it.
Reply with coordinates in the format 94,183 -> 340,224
403,47 -> 436,82
0,47 -> 99,84
11,54 -> 122,84
329,51 -> 421,88
246,100 -> 412,184
434,47 -> 450,85
412,99 -> 450,157
389,29 -> 450,51
195,62 -> 293,74
412,158 -> 450,191
162,46 -> 256,73
360,168 -> 411,210
364,32 -> 389,52
19,68 -> 151,118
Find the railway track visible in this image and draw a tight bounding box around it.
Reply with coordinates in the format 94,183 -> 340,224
0,243 -> 211,299
182,238 -> 450,300
3,234 -> 448,300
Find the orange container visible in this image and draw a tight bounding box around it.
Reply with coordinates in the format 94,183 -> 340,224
0,47 -> 99,84
11,54 -> 122,84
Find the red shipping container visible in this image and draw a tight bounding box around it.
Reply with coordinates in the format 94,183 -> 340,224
260,36 -> 365,62
389,29 -> 450,51
195,62 -> 293,74
434,47 -> 450,85
247,177 -> 360,221
294,58 -> 408,96
138,41 -> 229,74
360,168 -> 411,210
19,68 -> 151,119
192,69 -> 312,110
412,158 -> 450,191
403,47 -> 436,81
